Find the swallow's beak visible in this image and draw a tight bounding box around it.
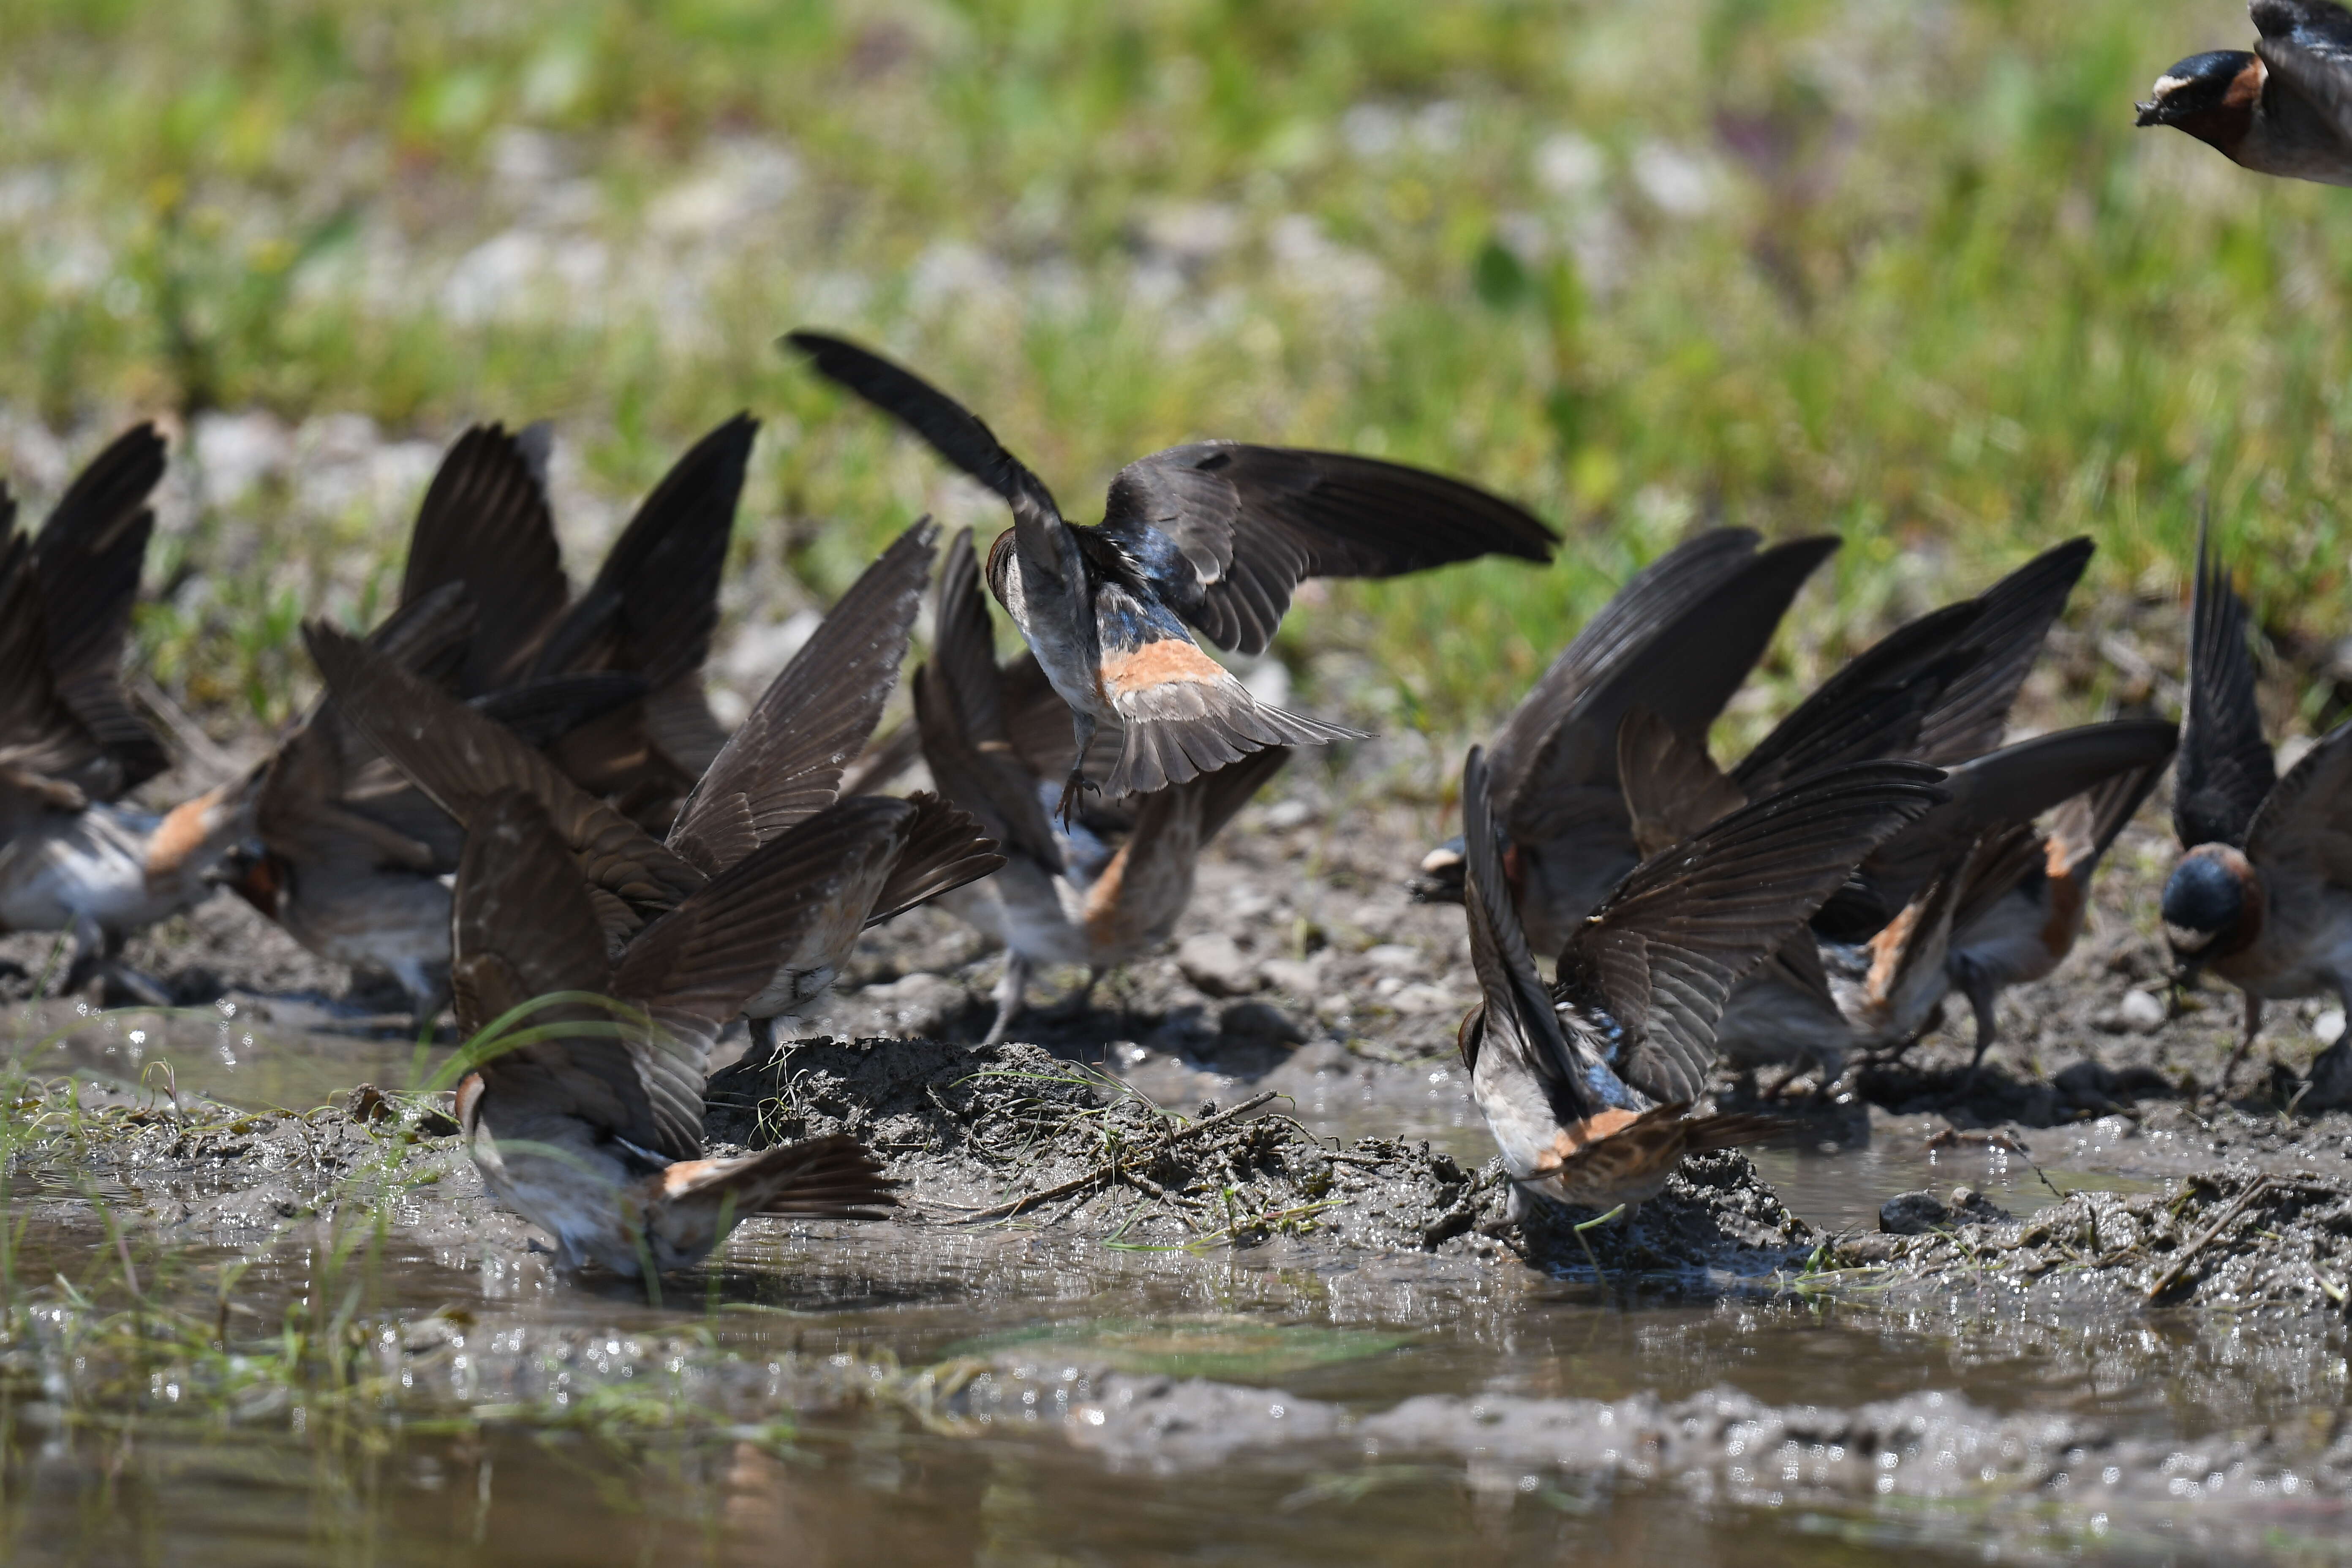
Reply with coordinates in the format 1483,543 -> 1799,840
2135,99 -> 2165,127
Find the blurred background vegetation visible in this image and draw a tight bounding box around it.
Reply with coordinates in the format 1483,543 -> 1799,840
1,0 -> 2344,776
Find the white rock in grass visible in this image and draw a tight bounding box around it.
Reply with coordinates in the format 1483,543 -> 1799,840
2118,989 -> 2167,1033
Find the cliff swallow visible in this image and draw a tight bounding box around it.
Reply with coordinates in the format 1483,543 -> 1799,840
1621,712 -> 2180,1085
1456,746 -> 1941,1220
785,330 -> 1557,822
1426,534 -> 2094,956
2163,520 -> 2352,1101
2140,1 -> 2352,185
913,528 -> 1289,1043
223,424 -> 662,1018
310,520 -> 1003,1049
1415,525 -> 1840,951
0,428 -> 247,999
451,788 -> 894,1277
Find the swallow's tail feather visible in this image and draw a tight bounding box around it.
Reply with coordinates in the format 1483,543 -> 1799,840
656,1133 -> 896,1222
863,791 -> 1005,927
1108,693 -> 1358,800
1678,1112 -> 1786,1154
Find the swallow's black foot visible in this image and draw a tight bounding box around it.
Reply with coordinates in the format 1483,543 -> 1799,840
1054,768 -> 1097,828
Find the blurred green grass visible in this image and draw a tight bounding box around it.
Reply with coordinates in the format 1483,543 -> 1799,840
1,0 -> 2344,755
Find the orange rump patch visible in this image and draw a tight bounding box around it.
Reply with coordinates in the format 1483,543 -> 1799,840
1547,1107 -> 1646,1162
1101,638 -> 1229,697
144,787 -> 226,878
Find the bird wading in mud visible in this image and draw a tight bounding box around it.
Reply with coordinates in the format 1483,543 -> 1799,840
785,329 -> 1558,822
449,788 -> 896,1277
1453,744 -> 1944,1253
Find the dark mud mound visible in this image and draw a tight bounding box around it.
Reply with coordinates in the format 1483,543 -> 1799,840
1829,1165 -> 2352,1313
705,1036 -> 1814,1280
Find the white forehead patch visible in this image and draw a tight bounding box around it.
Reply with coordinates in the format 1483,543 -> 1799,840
2152,74 -> 2190,99
2164,922 -> 2215,952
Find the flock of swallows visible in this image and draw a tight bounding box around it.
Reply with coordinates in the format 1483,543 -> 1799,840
0,0 -> 2347,1276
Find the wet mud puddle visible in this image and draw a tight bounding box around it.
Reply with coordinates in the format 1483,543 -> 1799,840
7,1007 -> 2352,1565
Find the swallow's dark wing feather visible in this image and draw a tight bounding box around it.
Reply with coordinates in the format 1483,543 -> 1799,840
1456,746 -> 1589,1109
306,621 -> 706,935
1731,602 -> 1984,800
471,672 -> 649,749
1910,537 -> 2093,766
861,792 -> 1004,926
1855,721 -> 2181,918
2045,727 -> 2174,879
1492,531 -> 1835,844
2175,520 -> 2275,849
611,805 -> 925,1147
0,526 -> 103,803
1560,760 -> 1947,1104
1095,443 -> 1558,658
1195,742 -> 1293,845
670,517 -> 938,875
2254,0 -> 2352,139
1950,823 -> 2049,939
911,528 -> 1064,870
30,425 -> 169,794
1617,706 -> 1750,858
2244,715 -> 2352,889
452,789 -> 682,1159
399,424 -> 569,695
530,414 -> 752,689
787,331 -> 1067,536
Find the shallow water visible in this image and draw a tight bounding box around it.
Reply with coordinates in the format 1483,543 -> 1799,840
8,1007 -> 2352,1565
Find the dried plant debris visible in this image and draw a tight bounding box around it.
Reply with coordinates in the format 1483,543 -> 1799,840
702,1035 -> 1813,1279
1827,1165 -> 2352,1313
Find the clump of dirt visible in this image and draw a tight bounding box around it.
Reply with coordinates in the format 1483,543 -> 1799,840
704,1035 -> 1815,1279
1827,1164 -> 2352,1313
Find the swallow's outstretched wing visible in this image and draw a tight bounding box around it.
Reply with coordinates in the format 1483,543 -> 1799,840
2244,714 -> 2352,891
398,423 -> 568,696
0,527 -> 104,808
452,789 -> 690,1159
1617,706 -> 1751,858
530,414 -> 753,690
2045,728 -> 2175,879
670,518 -> 939,876
1489,528 -> 1835,847
1455,746 -> 1590,1109
1093,443 -> 1558,657
306,621 -> 706,936
2254,0 -> 2352,139
1910,537 -> 2094,766
1850,720 -> 2180,925
29,425 -> 169,796
1562,760 -> 1947,1104
1731,602 -> 1984,800
785,331 -> 1071,580
2175,519 -> 2275,849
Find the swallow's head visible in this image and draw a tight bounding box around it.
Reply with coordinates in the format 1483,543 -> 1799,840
2137,51 -> 2262,147
2161,843 -> 2262,979
1456,999 -> 1486,1070
1410,836 -> 1467,905
210,839 -> 285,920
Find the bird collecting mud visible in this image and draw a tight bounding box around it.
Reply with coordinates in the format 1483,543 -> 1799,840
449,788 -> 895,1275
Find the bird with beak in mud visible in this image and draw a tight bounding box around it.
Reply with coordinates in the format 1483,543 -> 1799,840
2162,518 -> 2352,1108
1453,744 -> 1944,1262
785,330 -> 1559,823
2139,1 -> 2352,185
449,787 -> 896,1277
